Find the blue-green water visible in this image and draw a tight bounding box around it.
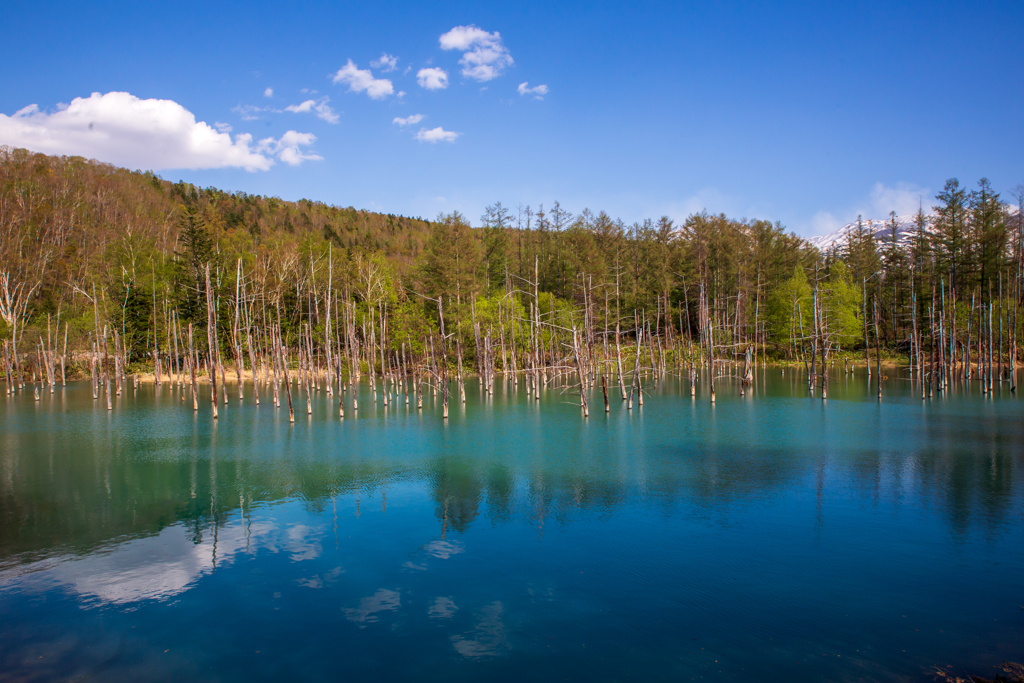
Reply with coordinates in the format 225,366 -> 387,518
1,371 -> 1022,681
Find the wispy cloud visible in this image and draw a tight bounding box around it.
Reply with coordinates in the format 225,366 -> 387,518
805,181 -> 932,237
417,67 -> 449,90
866,181 -> 930,217
263,87 -> 274,98
371,53 -> 398,72
393,114 -> 425,127
233,104 -> 264,121
517,82 -> 548,99
331,60 -> 394,99
284,97 -> 339,123
0,91 -> 319,171
415,126 -> 459,143
439,25 -> 513,82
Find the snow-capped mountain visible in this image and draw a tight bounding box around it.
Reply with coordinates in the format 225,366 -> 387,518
808,204 -> 1020,253
808,215 -> 930,252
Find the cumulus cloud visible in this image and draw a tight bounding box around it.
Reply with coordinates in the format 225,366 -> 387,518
393,114 -> 425,127
417,67 -> 449,90
263,87 -> 274,98
284,97 -> 339,123
439,25 -> 513,81
332,60 -> 395,99
257,130 -> 323,166
415,126 -> 460,143
517,82 -> 548,99
0,92 -> 319,171
371,53 -> 398,72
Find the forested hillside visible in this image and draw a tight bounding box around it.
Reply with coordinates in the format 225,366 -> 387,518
1,145 -> 1022,394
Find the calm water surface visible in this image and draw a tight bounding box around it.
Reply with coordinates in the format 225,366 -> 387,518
1,370 -> 1023,681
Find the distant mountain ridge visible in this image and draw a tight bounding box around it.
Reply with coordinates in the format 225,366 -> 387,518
809,204 -> 1020,252
808,215 -> 930,252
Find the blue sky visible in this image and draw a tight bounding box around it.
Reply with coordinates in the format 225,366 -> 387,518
2,0 -> 1022,236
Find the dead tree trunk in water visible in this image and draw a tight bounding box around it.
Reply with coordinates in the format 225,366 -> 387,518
863,277 -> 870,377
205,265 -> 218,419
438,297 -> 450,420
572,327 -> 589,417
874,295 -> 882,400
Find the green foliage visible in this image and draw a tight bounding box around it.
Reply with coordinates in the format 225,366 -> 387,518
418,211 -> 480,304
173,207 -> 216,326
933,178 -> 970,291
3,147 -> 1017,371
388,301 -> 437,355
821,261 -> 863,349
767,266 -> 812,356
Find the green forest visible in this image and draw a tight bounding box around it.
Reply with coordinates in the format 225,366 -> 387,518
1,145 -> 1022,403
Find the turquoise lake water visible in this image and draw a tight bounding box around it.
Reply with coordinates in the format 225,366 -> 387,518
1,370 -> 1022,681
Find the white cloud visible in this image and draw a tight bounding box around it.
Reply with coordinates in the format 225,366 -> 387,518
425,540 -> 464,559
439,25 -> 513,81
429,596 -> 458,620
13,520 -> 277,606
233,104 -> 263,121
439,25 -> 496,51
866,181 -> 930,217
517,82 -> 549,99
803,181 -> 932,237
263,87 -> 274,98
415,126 -> 460,143
257,130 -> 323,166
371,53 -> 398,72
284,100 -> 315,113
450,602 -> 509,658
284,97 -> 339,123
214,122 -> 233,133
0,91 -> 320,171
393,114 -> 425,127
344,589 -> 401,625
811,211 -> 842,236
417,67 -> 449,90
331,60 -> 395,99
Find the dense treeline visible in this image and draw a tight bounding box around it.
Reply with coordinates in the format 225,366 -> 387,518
1,146 -> 1022,407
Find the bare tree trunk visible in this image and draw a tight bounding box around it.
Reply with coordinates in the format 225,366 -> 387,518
205,266 -> 218,419
572,327 -> 589,417
438,297 -> 450,420
103,326 -> 112,411
874,296 -> 882,400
